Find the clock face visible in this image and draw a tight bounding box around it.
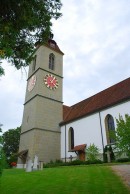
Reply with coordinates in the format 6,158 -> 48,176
44,74 -> 59,90
28,75 -> 36,92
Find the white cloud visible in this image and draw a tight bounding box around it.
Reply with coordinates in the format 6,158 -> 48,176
52,0 -> 130,105
1,0 -> 130,131
0,61 -> 27,132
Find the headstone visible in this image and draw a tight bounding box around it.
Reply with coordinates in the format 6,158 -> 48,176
106,150 -> 111,163
69,155 -> 73,162
39,161 -> 44,170
33,155 -> 39,171
26,158 -> 32,172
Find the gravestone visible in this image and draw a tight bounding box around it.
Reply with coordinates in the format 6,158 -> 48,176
106,150 -> 111,163
33,155 -> 39,171
39,161 -> 44,170
26,158 -> 32,172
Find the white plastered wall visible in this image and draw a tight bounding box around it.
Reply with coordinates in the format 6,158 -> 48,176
61,113 -> 103,160
61,100 -> 130,160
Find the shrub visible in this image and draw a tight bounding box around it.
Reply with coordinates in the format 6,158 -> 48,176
69,160 -> 85,165
116,158 -> 130,163
86,144 -> 100,161
85,159 -> 103,165
55,159 -> 63,163
43,159 -> 103,168
44,159 -> 64,168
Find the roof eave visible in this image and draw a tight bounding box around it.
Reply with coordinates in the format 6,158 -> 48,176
60,98 -> 130,126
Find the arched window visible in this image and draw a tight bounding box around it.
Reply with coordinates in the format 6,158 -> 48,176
49,53 -> 55,70
105,114 -> 115,144
68,127 -> 74,150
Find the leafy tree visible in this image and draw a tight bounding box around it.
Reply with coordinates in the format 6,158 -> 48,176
0,150 -> 8,176
0,125 -> 3,175
2,127 -> 21,166
0,0 -> 62,76
0,124 -> 2,145
0,124 -> 8,176
114,114 -> 130,157
86,144 -> 100,161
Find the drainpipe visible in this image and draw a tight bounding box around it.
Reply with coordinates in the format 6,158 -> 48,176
99,111 -> 104,150
65,124 -> 66,163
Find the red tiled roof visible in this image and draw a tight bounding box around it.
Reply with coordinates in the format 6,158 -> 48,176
35,39 -> 64,55
63,105 -> 71,120
61,77 -> 130,125
71,144 -> 86,152
47,39 -> 64,54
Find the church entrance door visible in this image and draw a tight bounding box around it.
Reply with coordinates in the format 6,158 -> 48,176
78,151 -> 85,161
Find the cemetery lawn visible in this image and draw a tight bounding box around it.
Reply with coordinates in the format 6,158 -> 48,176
1,165 -> 130,194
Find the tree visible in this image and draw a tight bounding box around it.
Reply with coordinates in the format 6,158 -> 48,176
0,125 -> 3,175
86,144 -> 100,161
114,114 -> 130,157
2,127 -> 21,166
0,124 -> 2,145
0,124 -> 8,176
0,0 -> 62,76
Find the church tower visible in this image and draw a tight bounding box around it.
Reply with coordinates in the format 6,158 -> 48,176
18,38 -> 64,167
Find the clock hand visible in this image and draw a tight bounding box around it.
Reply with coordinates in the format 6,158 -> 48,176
50,77 -> 55,83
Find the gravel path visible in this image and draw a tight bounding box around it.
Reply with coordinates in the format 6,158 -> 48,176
111,164 -> 130,189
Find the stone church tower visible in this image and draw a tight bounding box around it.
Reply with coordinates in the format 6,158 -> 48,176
17,38 -> 64,167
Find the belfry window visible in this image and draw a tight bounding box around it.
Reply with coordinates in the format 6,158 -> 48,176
105,114 -> 115,144
32,55 -> 37,72
68,127 -> 74,150
49,53 -> 55,70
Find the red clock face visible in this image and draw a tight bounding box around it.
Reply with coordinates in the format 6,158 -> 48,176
28,75 -> 36,92
44,74 -> 58,90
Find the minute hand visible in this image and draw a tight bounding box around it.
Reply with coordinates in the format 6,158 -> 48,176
50,77 -> 55,83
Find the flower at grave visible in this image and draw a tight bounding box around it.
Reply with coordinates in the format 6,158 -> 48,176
11,162 -> 17,167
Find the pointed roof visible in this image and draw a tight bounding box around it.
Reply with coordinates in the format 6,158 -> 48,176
61,77 -> 130,125
35,39 -> 64,55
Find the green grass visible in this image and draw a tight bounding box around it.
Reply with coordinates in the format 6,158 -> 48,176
0,165 -> 129,194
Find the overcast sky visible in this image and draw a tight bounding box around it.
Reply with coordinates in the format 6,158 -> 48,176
1,0 -> 130,132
